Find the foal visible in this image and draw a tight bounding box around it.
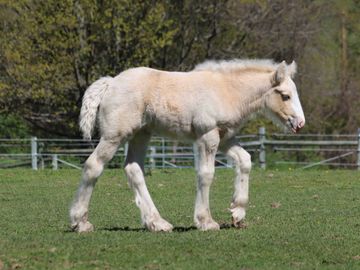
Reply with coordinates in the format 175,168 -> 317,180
70,59 -> 305,232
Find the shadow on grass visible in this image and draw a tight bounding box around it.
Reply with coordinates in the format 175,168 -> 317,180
102,226 -> 147,232
99,223 -> 236,233
63,223 -> 238,233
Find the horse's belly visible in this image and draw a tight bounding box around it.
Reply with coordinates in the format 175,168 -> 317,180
150,117 -> 195,140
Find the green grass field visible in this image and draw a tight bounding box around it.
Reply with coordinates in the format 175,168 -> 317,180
1,169 -> 360,269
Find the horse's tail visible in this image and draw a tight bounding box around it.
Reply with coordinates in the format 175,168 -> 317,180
79,76 -> 112,140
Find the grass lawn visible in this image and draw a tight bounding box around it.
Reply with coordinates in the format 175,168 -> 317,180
0,168 -> 360,269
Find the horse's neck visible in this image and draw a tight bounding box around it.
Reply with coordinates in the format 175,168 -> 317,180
228,71 -> 272,118
245,95 -> 267,116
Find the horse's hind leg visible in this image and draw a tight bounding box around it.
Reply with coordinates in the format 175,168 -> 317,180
70,137 -> 120,232
125,131 -> 173,232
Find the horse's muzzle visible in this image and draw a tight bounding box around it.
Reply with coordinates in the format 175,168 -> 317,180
289,117 -> 305,133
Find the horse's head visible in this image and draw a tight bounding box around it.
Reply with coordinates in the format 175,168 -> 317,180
265,61 -> 305,133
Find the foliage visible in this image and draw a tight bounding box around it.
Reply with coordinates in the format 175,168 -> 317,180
1,169 -> 360,269
0,0 -> 177,137
0,0 -> 360,137
0,114 -> 30,138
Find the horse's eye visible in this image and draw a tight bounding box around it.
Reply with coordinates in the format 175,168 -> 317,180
281,94 -> 290,101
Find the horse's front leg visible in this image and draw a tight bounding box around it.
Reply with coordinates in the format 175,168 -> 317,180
222,141 -> 252,227
194,129 -> 220,231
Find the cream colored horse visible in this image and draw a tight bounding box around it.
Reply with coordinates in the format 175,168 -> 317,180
70,59 -> 305,232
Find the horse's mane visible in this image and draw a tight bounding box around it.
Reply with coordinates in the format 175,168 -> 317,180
194,59 -> 278,73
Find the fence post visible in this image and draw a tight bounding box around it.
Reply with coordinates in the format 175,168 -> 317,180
162,138 -> 165,169
124,142 -> 128,156
357,128 -> 360,171
259,127 -> 266,169
150,147 -> 156,169
31,137 -> 38,170
52,154 -> 58,170
193,143 -> 199,171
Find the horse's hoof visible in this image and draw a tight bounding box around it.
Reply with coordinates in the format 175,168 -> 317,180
72,221 -> 94,233
231,207 -> 246,226
196,220 -> 220,231
232,218 -> 247,229
146,217 -> 173,232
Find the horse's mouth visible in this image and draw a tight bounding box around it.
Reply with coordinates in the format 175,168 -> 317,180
288,119 -> 297,133
287,117 -> 304,133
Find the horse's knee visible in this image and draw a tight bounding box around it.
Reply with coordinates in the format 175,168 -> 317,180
239,150 -> 251,173
124,162 -> 144,186
197,165 -> 215,185
229,147 -> 251,173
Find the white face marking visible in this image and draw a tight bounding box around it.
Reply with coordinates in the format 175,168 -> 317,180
291,91 -> 305,120
287,78 -> 305,123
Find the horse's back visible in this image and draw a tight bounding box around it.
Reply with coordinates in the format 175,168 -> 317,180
98,67 -> 230,139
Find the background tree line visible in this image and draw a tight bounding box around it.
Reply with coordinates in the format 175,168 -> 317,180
0,0 -> 359,137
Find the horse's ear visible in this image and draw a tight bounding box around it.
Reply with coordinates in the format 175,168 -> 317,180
272,61 -> 286,86
288,60 -> 297,78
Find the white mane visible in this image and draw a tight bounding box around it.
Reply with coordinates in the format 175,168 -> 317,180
194,59 -> 279,72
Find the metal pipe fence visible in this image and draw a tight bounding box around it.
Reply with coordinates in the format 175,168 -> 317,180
0,127 -> 359,170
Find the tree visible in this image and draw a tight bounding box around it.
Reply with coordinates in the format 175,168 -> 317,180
0,0 -> 176,137
1,0 -> 360,137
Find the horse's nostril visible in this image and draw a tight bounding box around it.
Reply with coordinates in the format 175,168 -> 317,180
299,120 -> 304,128
297,120 -> 305,129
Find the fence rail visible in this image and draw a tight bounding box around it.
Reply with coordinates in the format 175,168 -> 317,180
0,127 -> 359,170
